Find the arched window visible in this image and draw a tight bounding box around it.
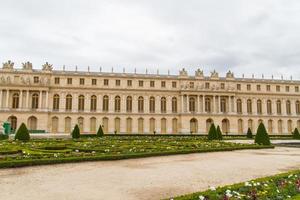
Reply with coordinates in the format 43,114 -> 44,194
222,119 -> 230,133
296,101 -> 300,115
288,120 -> 293,133
103,95 -> 109,111
149,118 -> 156,133
12,93 -> 19,109
189,97 -> 196,112
114,117 -> 120,133
278,120 -> 283,134
90,95 -> 97,111
172,118 -> 178,133
115,96 -> 121,112
90,117 -> 96,133
286,100 -> 291,115
53,94 -> 60,111
206,118 -> 213,133
267,100 -> 272,114
236,99 -> 242,114
78,117 -> 84,132
248,119 -> 253,132
138,118 -> 144,133
205,97 -> 211,112
220,98 -> 226,113
257,99 -> 262,114
138,96 -> 144,113
126,96 -> 132,112
149,96 -> 155,113
247,99 -> 252,114
8,116 -> 17,131
161,97 -> 166,113
126,117 -> 132,133
78,95 -> 85,111
28,116 -> 37,130
238,119 -> 243,134
161,118 -> 167,133
51,117 -> 59,133
172,97 -> 177,113
66,94 -> 72,111
268,120 -> 273,134
32,93 -> 39,109
276,100 -> 282,114
102,117 -> 108,133
65,117 -> 71,133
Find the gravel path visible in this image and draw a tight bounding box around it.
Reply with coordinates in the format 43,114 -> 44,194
0,147 -> 300,200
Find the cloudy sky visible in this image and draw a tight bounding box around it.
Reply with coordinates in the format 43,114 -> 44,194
1,0 -> 300,79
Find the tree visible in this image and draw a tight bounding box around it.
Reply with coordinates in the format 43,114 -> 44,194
208,123 -> 217,140
292,128 -> 300,139
15,123 -> 30,142
96,125 -> 104,137
216,125 -> 223,140
71,124 -> 80,139
254,123 -> 271,145
246,128 -> 253,139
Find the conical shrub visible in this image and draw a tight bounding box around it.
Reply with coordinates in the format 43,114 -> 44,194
208,123 -> 217,140
216,125 -> 223,140
96,125 -> 104,137
71,124 -> 80,139
292,128 -> 300,139
15,123 -> 30,142
246,128 -> 253,139
255,123 -> 270,145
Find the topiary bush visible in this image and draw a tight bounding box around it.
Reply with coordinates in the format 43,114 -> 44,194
71,124 -> 80,139
96,125 -> 104,137
208,123 -> 217,140
14,123 -> 30,142
292,128 -> 300,139
246,128 -> 253,139
255,123 -> 271,145
216,125 -> 223,140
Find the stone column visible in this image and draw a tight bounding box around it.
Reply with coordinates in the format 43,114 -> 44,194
39,91 -> 42,109
291,99 -> 296,116
228,96 -> 231,114
6,90 -> 9,109
272,99 -> 276,115
45,91 -> 49,111
202,95 -> 204,113
19,90 -> 23,110
26,90 -> 29,109
73,93 -> 78,112
212,96 -> 215,113
218,96 -> 221,113
180,95 -> 184,113
0,89 -> 3,109
97,94 -> 102,112
232,96 -> 236,113
86,94 -> 91,112
121,94 -> 126,113
156,96 -> 161,114
253,98 -> 257,115
282,98 -> 287,116
109,95 -> 114,113
61,92 -> 66,111
242,98 -> 247,115
144,96 -> 149,113
167,96 -> 172,113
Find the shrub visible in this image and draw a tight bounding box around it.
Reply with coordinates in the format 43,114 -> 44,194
96,125 -> 104,137
216,125 -> 223,140
292,128 -> 300,139
255,123 -> 271,145
246,128 -> 253,139
208,123 -> 217,140
14,123 -> 30,142
0,133 -> 9,140
71,124 -> 80,139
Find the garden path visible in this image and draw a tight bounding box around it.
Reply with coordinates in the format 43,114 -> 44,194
0,147 -> 300,200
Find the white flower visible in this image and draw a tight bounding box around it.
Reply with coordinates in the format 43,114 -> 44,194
75,149 -> 79,152
277,189 -> 280,193
198,195 -> 205,200
226,189 -> 231,194
226,193 -> 233,198
209,186 -> 216,191
245,182 -> 251,186
287,195 -> 291,198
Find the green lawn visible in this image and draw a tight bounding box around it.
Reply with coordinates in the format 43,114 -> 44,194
0,136 -> 272,168
172,170 -> 300,200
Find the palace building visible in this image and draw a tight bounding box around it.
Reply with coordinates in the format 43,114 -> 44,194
1,60 -> 300,135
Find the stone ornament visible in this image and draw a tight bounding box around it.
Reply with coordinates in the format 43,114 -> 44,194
2,60 -> 14,70
210,70 -> 219,79
22,61 -> 33,70
42,62 -> 53,71
195,69 -> 204,78
226,70 -> 234,79
179,68 -> 188,76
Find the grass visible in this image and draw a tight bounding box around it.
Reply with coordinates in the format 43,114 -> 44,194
171,170 -> 300,200
0,135 -> 273,168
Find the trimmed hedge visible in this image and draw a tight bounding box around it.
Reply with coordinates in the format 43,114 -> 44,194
292,128 -> 300,139
216,125 -> 223,140
255,123 -> 271,145
208,123 -> 218,140
246,128 -> 253,139
71,124 -> 80,139
97,125 -> 104,137
0,145 -> 273,169
0,133 -> 9,140
14,123 -> 30,142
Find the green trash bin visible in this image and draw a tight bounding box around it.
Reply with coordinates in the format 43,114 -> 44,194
3,122 -> 11,135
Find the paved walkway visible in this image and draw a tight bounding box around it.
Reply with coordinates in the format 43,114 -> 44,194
0,147 -> 300,200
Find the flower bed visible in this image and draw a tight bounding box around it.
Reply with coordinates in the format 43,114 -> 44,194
0,136 -> 273,168
172,170 -> 300,200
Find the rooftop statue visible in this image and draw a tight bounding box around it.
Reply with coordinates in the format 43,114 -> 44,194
226,70 -> 234,78
2,60 -> 14,70
22,61 -> 33,70
210,70 -> 219,78
179,68 -> 188,76
42,62 -> 53,71
195,69 -> 204,77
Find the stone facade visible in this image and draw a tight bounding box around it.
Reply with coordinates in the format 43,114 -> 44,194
1,60 -> 300,135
